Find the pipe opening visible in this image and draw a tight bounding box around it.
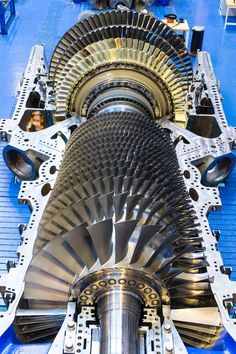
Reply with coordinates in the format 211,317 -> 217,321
204,156 -> 234,186
3,146 -> 43,181
4,149 -> 36,180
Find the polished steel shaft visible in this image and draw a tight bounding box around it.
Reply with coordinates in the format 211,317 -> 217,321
97,290 -> 142,354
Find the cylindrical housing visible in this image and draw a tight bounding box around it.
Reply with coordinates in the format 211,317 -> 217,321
190,26 -> 205,55
97,290 -> 142,354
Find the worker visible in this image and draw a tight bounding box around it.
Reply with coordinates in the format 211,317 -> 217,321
26,111 -> 44,132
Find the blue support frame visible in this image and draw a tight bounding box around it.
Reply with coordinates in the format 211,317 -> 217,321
0,0 -> 15,35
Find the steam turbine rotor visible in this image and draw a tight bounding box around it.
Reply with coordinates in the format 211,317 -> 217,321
50,11 -> 192,127
10,9 -> 227,354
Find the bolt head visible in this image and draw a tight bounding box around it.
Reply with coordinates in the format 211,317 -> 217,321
65,337 -> 74,351
164,322 -> 171,332
67,321 -> 75,331
165,341 -> 173,353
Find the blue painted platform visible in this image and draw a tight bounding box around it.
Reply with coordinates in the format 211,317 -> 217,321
0,0 -> 236,353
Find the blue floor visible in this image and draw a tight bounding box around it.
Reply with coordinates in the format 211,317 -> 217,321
0,143 -> 29,276
0,0 -> 236,353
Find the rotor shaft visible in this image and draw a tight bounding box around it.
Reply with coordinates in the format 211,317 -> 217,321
97,289 -> 142,354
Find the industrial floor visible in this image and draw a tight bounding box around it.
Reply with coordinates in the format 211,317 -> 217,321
0,0 -> 236,353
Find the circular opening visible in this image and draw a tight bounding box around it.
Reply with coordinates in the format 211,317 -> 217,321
6,149 -> 34,180
205,157 -> 233,185
41,183 -> 51,196
183,170 -> 190,179
49,165 -> 57,174
189,188 -> 199,201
